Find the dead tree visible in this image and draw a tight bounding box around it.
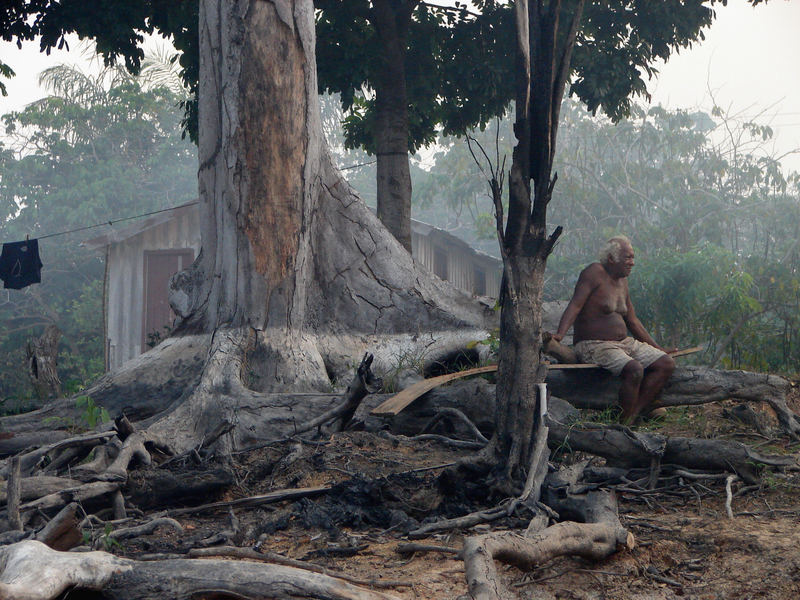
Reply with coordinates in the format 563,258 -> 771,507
26,325 -> 62,400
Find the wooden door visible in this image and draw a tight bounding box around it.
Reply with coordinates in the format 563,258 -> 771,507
142,249 -> 194,352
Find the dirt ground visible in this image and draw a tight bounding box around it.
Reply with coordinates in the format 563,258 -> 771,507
109,390 -> 800,600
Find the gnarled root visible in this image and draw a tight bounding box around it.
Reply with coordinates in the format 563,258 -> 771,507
0,540 -> 401,600
463,521 -> 632,600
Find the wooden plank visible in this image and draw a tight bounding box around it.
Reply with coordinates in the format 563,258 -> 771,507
370,346 -> 703,417
669,345 -> 703,359
370,365 -> 497,416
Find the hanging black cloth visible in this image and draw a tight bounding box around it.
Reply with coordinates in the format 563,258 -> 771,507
0,239 -> 43,289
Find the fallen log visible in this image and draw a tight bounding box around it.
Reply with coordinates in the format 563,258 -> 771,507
0,540 -> 401,600
14,481 -> 121,516
0,476 -> 82,505
188,546 -> 411,590
547,365 -> 800,437
0,431 -> 116,479
163,485 -> 331,517
34,502 -> 82,551
0,431 -> 71,459
546,398 -> 793,484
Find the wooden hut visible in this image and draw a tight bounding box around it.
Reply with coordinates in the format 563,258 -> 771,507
84,202 -> 500,371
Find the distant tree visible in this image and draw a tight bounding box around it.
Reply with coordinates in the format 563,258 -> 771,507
0,60 -> 196,403
0,0 -> 199,136
315,0 -> 515,251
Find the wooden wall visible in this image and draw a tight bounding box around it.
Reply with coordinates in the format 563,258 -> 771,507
105,207 -> 200,371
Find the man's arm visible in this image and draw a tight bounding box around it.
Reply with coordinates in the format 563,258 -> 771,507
552,267 -> 599,342
623,290 -> 675,352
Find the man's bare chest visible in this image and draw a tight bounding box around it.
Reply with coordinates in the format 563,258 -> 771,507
590,280 -> 627,315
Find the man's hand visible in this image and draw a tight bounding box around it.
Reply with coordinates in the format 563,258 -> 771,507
551,333 -> 565,342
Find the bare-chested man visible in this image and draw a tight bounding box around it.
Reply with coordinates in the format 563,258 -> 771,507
552,236 -> 675,424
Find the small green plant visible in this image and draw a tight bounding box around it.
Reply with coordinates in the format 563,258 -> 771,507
589,405 -> 622,425
100,523 -> 123,552
381,347 -> 431,393
468,328 -> 500,355
43,414 -> 79,433
75,395 -> 110,430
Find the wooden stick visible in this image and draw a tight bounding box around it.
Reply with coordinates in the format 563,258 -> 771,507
164,485 -> 331,517
7,457 -> 22,532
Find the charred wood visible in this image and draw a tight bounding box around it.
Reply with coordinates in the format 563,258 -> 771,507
125,466 -> 235,511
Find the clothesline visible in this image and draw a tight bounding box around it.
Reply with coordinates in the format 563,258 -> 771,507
37,201 -> 200,241
31,159 -> 377,242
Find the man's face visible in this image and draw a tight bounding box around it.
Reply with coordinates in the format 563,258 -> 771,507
610,243 -> 635,278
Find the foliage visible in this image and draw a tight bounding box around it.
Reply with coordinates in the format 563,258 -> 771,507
0,0 -> 198,138
315,0 -> 515,155
0,60 -> 197,402
75,395 -> 110,429
544,97 -> 800,373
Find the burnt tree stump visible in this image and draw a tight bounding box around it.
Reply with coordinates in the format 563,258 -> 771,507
26,325 -> 62,400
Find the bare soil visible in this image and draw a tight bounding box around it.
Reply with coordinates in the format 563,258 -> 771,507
108,390 -> 800,600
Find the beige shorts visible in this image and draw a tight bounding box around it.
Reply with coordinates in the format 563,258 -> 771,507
573,337 -> 666,376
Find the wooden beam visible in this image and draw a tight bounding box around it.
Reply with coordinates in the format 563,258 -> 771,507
370,347 -> 703,417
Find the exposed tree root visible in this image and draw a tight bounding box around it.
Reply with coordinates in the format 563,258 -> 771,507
92,517 -> 183,549
296,353 -> 382,435
188,546 -> 411,590
463,461 -> 633,600
463,522 -> 632,600
0,540 -> 402,600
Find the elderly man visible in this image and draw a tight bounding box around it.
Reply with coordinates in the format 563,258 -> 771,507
552,236 -> 675,424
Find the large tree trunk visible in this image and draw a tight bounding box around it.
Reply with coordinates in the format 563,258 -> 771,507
371,0 -> 416,252
487,0 -> 582,493
491,255 -> 548,485
65,0 -> 492,455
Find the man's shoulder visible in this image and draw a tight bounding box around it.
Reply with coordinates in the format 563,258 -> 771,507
579,262 -> 606,279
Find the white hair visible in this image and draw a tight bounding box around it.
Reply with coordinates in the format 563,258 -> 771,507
600,235 -> 632,264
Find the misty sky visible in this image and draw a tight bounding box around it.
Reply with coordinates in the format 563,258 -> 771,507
1,0 -> 798,171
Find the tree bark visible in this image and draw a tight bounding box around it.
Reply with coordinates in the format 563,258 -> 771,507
370,0 -> 417,253
487,0 -> 582,493
26,325 -> 62,400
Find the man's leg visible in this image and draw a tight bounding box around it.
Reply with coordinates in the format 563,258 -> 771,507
619,359 -> 644,424
635,355 -> 676,419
